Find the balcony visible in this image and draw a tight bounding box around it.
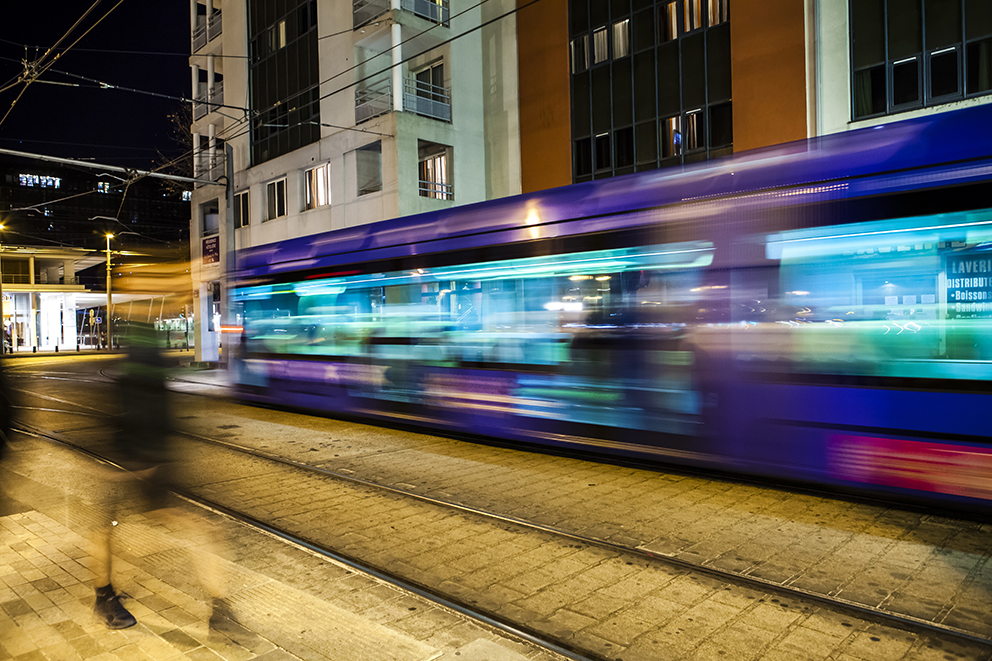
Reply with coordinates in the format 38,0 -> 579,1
209,81 -> 224,111
193,81 -> 224,120
355,78 -> 392,123
192,11 -> 222,52
194,150 -> 226,188
353,0 -> 388,28
353,0 -> 448,28
403,77 -> 450,122
208,11 -> 223,41
401,0 -> 448,25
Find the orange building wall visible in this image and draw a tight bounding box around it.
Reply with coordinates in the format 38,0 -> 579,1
731,0 -> 808,152
517,0 -> 572,193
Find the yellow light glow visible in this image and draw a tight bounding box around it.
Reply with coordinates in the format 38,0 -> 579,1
569,275 -> 592,281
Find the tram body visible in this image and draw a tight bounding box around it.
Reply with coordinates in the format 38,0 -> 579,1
231,105 -> 992,514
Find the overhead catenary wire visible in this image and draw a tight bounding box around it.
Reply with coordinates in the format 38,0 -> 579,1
0,0 -> 125,127
5,0 -> 549,215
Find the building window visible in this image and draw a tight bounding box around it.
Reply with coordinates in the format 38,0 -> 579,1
97,181 -> 112,194
613,20 -> 630,59
415,62 -> 445,101
201,199 -> 220,235
265,178 -> 286,220
418,141 -> 452,200
593,27 -> 609,63
234,190 -> 250,228
357,142 -> 382,196
708,0 -> 728,26
851,0 -> 992,120
304,163 -> 330,210
683,0 -> 702,32
659,2 -> 677,42
571,35 -> 589,73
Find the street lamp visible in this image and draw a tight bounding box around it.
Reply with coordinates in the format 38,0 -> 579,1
106,233 -> 113,350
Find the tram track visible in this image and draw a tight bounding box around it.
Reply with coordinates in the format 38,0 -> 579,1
11,406 -> 992,655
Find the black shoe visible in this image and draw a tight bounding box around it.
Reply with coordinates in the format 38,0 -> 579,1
94,587 -> 136,629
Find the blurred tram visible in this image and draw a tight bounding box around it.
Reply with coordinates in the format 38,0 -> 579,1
231,105 -> 992,514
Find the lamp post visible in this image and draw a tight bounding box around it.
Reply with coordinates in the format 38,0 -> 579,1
106,233 -> 113,350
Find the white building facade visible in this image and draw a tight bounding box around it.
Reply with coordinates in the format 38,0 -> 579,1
188,0 -> 522,363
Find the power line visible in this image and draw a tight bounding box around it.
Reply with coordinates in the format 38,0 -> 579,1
0,0 -> 125,127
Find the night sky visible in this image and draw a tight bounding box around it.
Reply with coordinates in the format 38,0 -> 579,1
0,1 -> 191,170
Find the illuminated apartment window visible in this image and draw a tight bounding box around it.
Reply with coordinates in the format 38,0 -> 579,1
304,163 -> 330,210
708,0 -> 728,26
97,181 -> 112,194
593,27 -> 609,63
265,178 -> 286,220
659,2 -> 677,42
683,0 -> 702,32
234,190 -> 250,228
851,0 -> 992,120
418,141 -> 452,200
613,19 -> 630,59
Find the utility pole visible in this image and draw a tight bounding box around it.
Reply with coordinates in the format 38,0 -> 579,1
106,234 -> 113,349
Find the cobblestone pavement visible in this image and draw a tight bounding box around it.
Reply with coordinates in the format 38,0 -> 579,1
0,440 -> 570,661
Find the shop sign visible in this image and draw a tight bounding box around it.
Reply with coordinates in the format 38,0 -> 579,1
945,253 -> 992,317
203,236 -> 220,264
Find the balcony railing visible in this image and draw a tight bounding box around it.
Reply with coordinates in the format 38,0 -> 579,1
355,78 -> 393,123
193,92 -> 207,120
194,151 -> 226,188
403,77 -> 451,122
401,0 -> 448,25
208,11 -> 223,41
193,21 -> 207,51
418,179 -> 453,200
353,0 -> 388,28
209,81 -> 224,110
192,12 -> 222,51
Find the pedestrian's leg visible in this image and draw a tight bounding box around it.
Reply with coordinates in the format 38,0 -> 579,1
91,516 -> 137,629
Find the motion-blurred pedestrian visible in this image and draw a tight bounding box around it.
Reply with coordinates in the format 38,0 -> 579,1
92,322 -> 231,630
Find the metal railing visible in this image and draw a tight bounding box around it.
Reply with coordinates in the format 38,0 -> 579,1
353,0 -> 388,27
192,20 -> 207,51
194,151 -> 226,188
418,179 -> 453,200
208,81 -> 224,110
403,77 -> 451,122
355,78 -> 393,123
208,11 -> 223,41
192,12 -> 222,51
401,0 -> 448,25
193,92 -> 207,120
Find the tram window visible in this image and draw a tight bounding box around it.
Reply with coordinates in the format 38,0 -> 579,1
765,209 -> 992,380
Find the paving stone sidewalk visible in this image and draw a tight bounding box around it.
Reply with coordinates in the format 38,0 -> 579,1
0,442 -> 569,661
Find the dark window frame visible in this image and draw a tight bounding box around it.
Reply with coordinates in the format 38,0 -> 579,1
569,0 -> 732,182
850,0 -> 992,121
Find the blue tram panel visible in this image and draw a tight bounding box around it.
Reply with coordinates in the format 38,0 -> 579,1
231,105 -> 992,514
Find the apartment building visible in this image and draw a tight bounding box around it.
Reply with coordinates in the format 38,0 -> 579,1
188,0 -> 522,361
